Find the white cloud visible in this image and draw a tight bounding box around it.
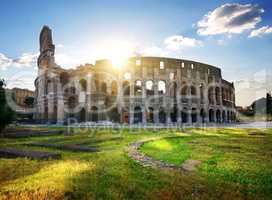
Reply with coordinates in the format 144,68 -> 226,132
164,35 -> 202,50
249,26 -> 272,38
0,52 -> 38,70
13,53 -> 38,67
0,53 -> 12,70
197,3 -> 264,36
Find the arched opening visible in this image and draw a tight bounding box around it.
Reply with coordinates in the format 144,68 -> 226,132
109,107 -> 120,122
181,84 -> 188,96
181,108 -> 188,123
147,107 -> 154,123
200,108 -> 205,123
146,80 -> 154,96
159,108 -> 166,123
227,111 -> 230,122
123,81 -> 130,96
90,106 -> 98,122
111,81 -> 118,96
68,95 -> 77,109
44,106 -> 48,121
191,85 -> 197,96
134,106 -> 142,123
134,80 -> 142,96
80,108 -> 86,122
216,109 -> 221,123
191,108 -> 197,123
158,80 -> 166,95
122,110 -> 129,123
209,109 -> 215,122
208,87 -> 214,105
170,106 -> 178,123
94,80 -> 100,92
101,82 -> 107,94
53,105 -> 58,123
222,110 -> 226,123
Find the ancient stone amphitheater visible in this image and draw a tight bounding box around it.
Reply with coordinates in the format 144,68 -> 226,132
35,26 -> 236,125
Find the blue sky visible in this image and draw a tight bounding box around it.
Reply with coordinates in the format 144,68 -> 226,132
0,0 -> 272,106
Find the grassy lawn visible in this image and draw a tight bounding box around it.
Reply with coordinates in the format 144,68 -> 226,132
0,128 -> 271,200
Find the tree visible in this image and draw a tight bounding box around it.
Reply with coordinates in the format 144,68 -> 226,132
24,96 -> 35,108
0,79 -> 15,133
267,92 -> 272,116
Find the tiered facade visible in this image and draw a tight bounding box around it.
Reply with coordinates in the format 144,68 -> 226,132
35,26 -> 236,124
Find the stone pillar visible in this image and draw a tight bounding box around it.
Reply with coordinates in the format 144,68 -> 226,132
154,108 -> 159,124
142,107 -> 147,124
166,109 -> 171,124
47,81 -> 54,123
129,106 -> 134,124
187,109 -> 192,124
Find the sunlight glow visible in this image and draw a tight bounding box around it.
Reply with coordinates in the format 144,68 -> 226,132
97,39 -> 134,68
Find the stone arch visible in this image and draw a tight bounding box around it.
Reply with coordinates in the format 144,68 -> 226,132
101,82 -> 107,94
111,81 -> 118,96
200,108 -> 206,123
208,87 -> 214,105
134,80 -> 142,96
80,108 -> 86,122
44,106 -> 48,121
147,107 -> 154,123
191,85 -> 197,96
134,106 -> 142,123
222,110 -> 226,123
53,105 -> 58,123
181,84 -> 188,96
209,109 -> 215,122
122,109 -> 129,123
90,106 -> 98,122
216,109 -> 221,123
94,80 -> 100,92
227,111 -> 230,122
181,108 -> 188,123
146,80 -> 154,96
158,80 -> 166,95
159,107 -> 166,123
109,107 -> 120,122
170,105 -> 178,123
191,108 -> 197,123
123,81 -> 130,96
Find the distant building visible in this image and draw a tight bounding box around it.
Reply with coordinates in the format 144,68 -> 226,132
35,26 -> 236,124
9,88 -> 34,107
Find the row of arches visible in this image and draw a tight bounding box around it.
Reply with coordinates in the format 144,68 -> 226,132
70,106 -> 235,124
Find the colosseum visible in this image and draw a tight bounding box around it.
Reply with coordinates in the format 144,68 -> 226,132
35,26 -> 236,125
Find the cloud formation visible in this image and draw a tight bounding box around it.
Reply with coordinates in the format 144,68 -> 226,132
164,35 -> 202,50
0,52 -> 38,70
249,26 -> 272,38
197,3 -> 264,36
0,53 -> 12,70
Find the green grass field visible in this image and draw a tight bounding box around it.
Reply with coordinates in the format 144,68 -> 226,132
0,127 -> 271,200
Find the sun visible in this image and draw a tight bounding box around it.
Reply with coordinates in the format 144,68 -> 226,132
97,39 -> 134,68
